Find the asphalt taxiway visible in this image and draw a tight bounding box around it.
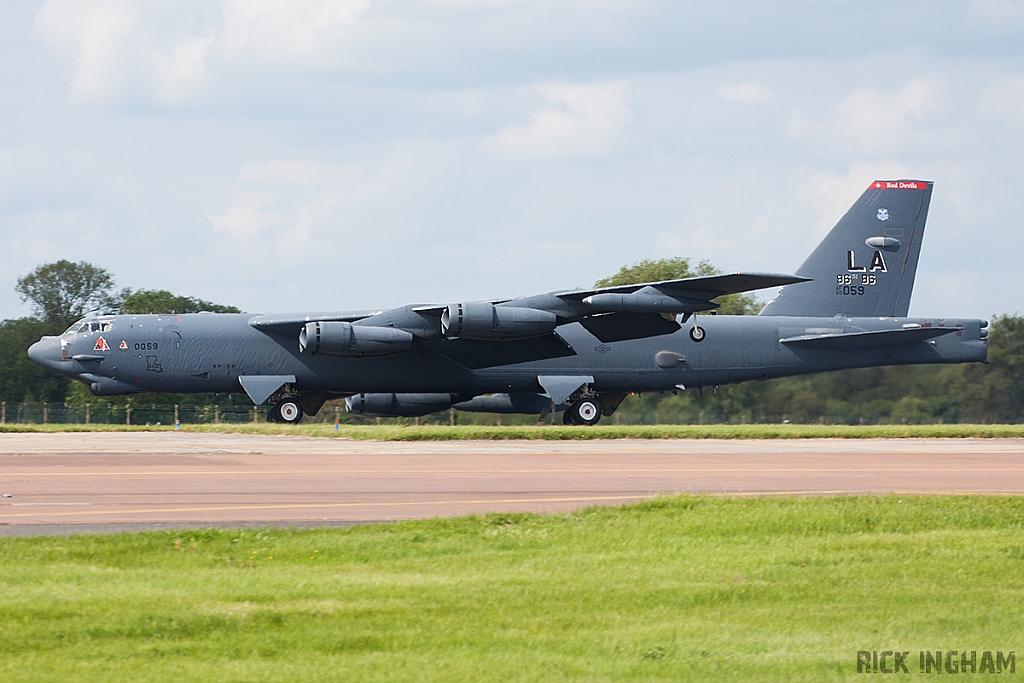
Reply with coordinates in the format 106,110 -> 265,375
0,433 -> 1022,535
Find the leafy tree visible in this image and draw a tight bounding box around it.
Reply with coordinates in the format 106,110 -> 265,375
16,260 -> 120,328
595,257 -> 760,315
120,289 -> 241,314
0,318 -> 69,402
613,315 -> 1024,425
943,314 -> 1024,422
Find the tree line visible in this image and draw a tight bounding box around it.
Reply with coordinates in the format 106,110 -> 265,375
1,259 -> 1021,423
0,260 -> 239,404
592,258 -> 1024,424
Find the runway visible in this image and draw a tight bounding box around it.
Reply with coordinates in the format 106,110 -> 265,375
0,433 -> 1022,535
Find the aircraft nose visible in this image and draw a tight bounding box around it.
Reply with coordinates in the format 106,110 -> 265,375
28,336 -> 62,369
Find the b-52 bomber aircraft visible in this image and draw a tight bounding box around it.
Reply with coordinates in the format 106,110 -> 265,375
29,180 -> 988,425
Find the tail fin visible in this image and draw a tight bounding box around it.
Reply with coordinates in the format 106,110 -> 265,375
759,179 -> 932,317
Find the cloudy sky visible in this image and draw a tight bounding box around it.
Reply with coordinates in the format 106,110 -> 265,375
1,0 -> 1022,320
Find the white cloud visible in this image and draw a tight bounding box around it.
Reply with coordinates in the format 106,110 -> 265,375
155,36 -> 214,104
219,0 -> 369,62
11,1 -> 1024,320
486,82 -> 632,160
239,160 -> 354,186
832,78 -> 939,149
205,193 -> 279,239
977,74 -> 1024,130
803,162 -> 912,233
717,81 -> 772,104
969,0 -> 1024,26
36,0 -> 136,100
211,160 -> 373,250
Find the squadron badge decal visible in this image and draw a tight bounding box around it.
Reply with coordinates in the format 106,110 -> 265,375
94,337 -> 110,352
877,208 -> 890,221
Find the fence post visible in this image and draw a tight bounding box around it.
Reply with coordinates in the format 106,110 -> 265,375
174,404 -> 179,423
85,403 -> 90,424
253,406 -> 258,425
1,401 -> 5,424
43,402 -> 48,424
126,404 -> 131,426
214,405 -> 219,424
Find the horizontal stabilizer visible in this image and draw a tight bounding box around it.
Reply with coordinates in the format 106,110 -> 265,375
780,326 -> 956,350
249,311 -> 381,336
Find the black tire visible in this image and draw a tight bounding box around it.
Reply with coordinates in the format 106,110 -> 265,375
277,400 -> 303,424
266,404 -> 282,423
562,409 -> 577,425
689,325 -> 706,343
568,398 -> 602,426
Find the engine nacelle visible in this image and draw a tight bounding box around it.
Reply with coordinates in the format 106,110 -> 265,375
299,321 -> 413,357
440,302 -> 557,340
345,393 -> 452,417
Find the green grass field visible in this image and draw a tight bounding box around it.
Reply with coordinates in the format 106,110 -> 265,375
2,495 -> 1023,681
2,422 -> 1024,439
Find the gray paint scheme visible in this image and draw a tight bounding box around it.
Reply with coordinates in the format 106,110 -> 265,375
761,179 -> 931,317
28,180 -> 988,423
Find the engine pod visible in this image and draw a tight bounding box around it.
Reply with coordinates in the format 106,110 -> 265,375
299,321 -> 413,357
441,302 -> 557,340
345,393 -> 452,417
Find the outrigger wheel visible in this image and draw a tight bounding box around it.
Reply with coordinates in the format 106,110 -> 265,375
275,399 -> 303,424
564,397 -> 603,426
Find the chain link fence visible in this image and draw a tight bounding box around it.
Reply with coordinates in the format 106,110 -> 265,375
0,402 -> 352,426
0,401 -> 947,427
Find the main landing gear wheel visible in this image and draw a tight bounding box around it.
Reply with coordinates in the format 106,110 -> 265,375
565,398 -> 602,426
689,325 -> 706,342
276,400 -> 303,424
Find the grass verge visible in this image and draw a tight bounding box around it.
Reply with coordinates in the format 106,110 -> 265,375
1,422 -> 1023,439
2,495 -> 1023,681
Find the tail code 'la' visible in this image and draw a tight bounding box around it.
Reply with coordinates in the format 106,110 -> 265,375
759,180 -> 932,318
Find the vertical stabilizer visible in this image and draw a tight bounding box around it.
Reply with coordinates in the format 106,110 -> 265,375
759,179 -> 932,317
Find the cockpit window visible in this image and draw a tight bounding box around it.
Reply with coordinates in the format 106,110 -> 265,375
63,319 -> 112,335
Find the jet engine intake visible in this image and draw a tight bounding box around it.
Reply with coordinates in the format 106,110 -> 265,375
345,393 -> 452,417
299,321 -> 413,357
440,302 -> 557,340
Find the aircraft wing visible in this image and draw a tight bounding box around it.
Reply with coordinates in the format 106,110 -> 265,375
559,272 -> 810,310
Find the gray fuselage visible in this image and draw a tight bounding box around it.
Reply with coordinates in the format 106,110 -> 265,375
29,312 -> 988,399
